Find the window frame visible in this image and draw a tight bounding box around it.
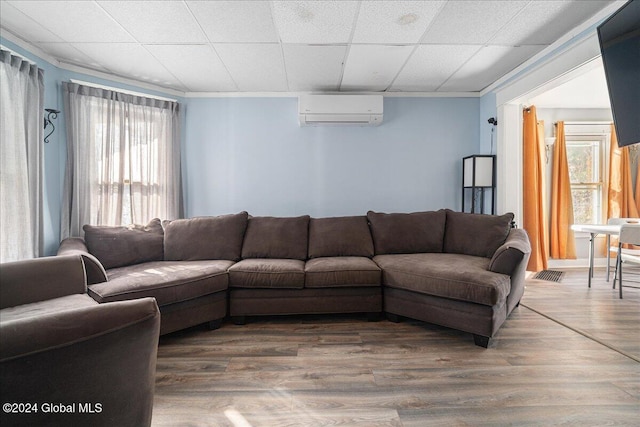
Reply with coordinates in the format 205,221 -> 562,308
564,133 -> 608,225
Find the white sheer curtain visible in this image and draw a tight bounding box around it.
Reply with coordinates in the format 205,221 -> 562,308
61,82 -> 182,238
0,48 -> 44,262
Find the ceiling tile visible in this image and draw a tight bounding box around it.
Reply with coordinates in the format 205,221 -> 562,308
97,1 -> 206,44
391,45 -> 482,92
353,0 -> 445,44
7,1 -> 135,43
283,45 -> 346,91
1,1 -> 64,43
422,1 -> 528,45
215,44 -> 287,91
439,45 -> 544,92
271,0 -> 359,44
491,1 -> 613,46
145,44 -> 236,92
72,43 -> 185,89
341,45 -> 414,91
187,0 -> 278,43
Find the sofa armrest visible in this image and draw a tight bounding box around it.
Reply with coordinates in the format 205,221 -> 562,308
0,297 -> 160,426
488,228 -> 532,276
58,237 -> 108,284
0,255 -> 87,309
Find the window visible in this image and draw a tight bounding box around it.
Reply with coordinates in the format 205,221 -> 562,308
566,134 -> 607,225
61,81 -> 182,238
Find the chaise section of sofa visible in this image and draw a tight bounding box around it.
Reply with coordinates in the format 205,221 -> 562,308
58,212 -> 249,335
369,209 -> 530,347
229,215 -> 382,323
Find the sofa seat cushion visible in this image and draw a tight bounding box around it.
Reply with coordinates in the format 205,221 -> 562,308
0,294 -> 97,323
305,257 -> 381,288
374,253 -> 510,306
228,259 -> 305,289
89,260 -> 233,306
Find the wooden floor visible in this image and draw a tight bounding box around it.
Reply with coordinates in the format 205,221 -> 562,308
152,268 -> 639,426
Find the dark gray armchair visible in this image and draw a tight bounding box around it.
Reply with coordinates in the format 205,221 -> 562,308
0,255 -> 160,427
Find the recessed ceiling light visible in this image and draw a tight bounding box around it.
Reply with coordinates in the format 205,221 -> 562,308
397,13 -> 418,26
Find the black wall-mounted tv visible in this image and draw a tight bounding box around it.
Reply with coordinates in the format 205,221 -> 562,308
597,0 -> 640,147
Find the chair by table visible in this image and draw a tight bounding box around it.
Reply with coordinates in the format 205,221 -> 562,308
613,223 -> 640,298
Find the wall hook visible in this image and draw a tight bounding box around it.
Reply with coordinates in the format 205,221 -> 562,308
43,108 -> 60,143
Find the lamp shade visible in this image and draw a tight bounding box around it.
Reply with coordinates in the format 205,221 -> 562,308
463,155 -> 495,187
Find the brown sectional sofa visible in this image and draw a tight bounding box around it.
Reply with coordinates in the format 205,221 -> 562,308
57,209 -> 531,347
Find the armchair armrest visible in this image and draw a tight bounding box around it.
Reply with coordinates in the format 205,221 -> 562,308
0,255 -> 86,309
488,228 -> 532,276
58,237 -> 108,284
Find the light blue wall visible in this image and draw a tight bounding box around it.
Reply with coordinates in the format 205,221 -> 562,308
183,97 -> 479,218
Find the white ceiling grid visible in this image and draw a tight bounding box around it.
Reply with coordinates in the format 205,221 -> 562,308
0,0 -> 619,94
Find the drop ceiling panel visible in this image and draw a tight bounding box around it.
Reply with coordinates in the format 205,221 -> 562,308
187,0 -> 278,43
145,44 -> 236,92
97,1 -> 206,44
352,0 -> 444,44
72,43 -> 183,89
0,2 -> 63,43
271,0 -> 359,44
440,45 -> 543,92
391,45 -> 482,92
215,44 -> 287,92
7,1 -> 135,43
422,1 -> 528,45
341,45 -> 414,91
283,45 -> 346,91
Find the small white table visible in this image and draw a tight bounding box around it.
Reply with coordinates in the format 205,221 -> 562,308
571,224 -> 621,288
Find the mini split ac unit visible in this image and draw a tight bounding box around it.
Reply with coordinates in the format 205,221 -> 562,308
298,94 -> 383,126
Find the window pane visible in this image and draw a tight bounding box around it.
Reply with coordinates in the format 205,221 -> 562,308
571,188 -> 601,224
566,142 -> 600,183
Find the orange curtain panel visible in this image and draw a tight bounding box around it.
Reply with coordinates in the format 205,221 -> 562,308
523,106 -> 549,271
607,124 -> 639,219
550,122 -> 576,259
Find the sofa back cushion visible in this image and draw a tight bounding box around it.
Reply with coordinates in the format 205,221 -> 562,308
366,210 -> 446,255
444,210 -> 514,258
241,216 -> 310,260
83,219 -> 164,269
308,216 -> 374,258
163,212 -> 249,261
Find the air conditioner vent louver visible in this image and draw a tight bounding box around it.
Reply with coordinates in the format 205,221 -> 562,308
298,95 -> 383,126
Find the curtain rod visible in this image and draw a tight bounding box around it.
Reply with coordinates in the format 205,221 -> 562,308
69,79 -> 177,103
